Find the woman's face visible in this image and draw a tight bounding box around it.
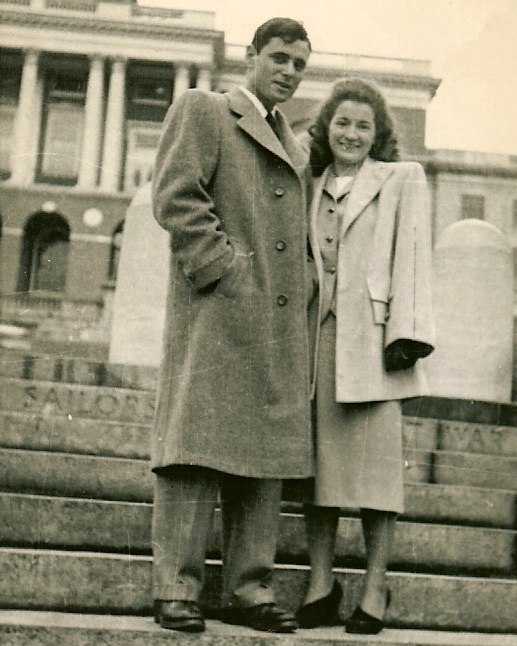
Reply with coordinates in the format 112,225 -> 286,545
328,100 -> 376,172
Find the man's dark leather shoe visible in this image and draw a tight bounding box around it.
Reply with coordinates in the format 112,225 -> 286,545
221,603 -> 298,633
154,600 -> 205,632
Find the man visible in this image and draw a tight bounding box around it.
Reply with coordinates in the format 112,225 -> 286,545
151,18 -> 312,634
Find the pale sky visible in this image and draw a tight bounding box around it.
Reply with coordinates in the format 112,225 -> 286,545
146,0 -> 517,155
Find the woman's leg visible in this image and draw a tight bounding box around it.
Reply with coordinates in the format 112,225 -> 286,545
359,508 -> 397,619
302,504 -> 340,604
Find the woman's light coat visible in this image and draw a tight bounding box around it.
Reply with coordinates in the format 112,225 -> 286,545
309,158 -> 435,402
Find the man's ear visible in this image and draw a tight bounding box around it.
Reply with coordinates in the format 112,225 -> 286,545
245,45 -> 257,68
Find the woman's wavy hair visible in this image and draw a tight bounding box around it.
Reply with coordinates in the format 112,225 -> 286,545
309,77 -> 399,176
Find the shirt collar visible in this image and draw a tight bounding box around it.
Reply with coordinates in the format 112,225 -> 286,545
323,167 -> 355,201
238,86 -> 278,118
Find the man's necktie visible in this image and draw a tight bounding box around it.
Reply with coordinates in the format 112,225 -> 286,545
266,111 -> 282,142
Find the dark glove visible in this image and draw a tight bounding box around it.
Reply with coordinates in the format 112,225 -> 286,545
384,339 -> 433,372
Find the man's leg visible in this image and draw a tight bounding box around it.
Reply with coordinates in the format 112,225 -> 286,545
219,475 -> 297,632
152,465 -> 218,630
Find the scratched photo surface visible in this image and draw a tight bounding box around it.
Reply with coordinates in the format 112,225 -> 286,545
0,0 -> 516,642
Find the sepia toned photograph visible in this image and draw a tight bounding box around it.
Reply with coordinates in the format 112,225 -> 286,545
0,0 -> 516,643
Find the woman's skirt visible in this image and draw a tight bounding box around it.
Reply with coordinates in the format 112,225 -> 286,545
313,315 -> 404,513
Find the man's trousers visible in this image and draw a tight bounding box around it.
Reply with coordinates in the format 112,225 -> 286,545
152,465 -> 283,608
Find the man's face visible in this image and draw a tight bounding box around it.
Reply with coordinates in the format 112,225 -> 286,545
246,36 -> 310,111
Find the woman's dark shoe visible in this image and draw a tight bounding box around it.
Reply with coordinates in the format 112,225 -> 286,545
221,603 -> 298,633
154,600 -> 205,632
345,589 -> 391,635
296,579 -> 343,628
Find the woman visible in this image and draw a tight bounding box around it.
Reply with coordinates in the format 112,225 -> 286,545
296,78 -> 435,634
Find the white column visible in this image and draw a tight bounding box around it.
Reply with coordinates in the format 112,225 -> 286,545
10,49 -> 40,185
196,68 -> 211,91
78,56 -> 105,188
24,68 -> 43,185
100,57 -> 126,192
173,65 -> 190,101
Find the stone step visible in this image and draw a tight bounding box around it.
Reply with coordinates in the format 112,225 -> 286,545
1,492 -> 515,575
2,378 -> 517,465
404,416 -> 517,457
0,350 -> 157,390
2,446 -> 516,510
0,378 -> 156,425
0,410 -> 150,460
401,448 -> 517,489
0,370 -> 517,456
2,409 -> 517,464
1,347 -> 517,431
1,611 -> 517,646
0,448 -> 152,502
0,548 -> 516,632
1,447 -> 515,527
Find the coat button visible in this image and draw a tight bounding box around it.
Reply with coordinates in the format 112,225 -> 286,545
275,187 -> 285,197
325,267 -> 336,274
277,294 -> 288,306
328,207 -> 335,213
186,272 -> 196,282
275,240 -> 286,251
326,235 -> 334,243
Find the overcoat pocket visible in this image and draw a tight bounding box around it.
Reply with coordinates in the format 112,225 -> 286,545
366,277 -> 389,325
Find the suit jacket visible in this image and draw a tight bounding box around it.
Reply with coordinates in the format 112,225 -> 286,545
309,158 -> 435,402
151,87 -> 313,478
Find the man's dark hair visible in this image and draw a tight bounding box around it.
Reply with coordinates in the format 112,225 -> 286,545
251,17 -> 311,53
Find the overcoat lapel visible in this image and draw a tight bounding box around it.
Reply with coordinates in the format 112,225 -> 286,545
340,158 -> 394,238
226,87 -> 300,174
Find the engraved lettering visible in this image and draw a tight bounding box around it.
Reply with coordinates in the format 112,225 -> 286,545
23,385 -> 38,409
41,387 -> 63,414
76,390 -> 93,416
123,394 -> 140,423
96,393 -> 119,418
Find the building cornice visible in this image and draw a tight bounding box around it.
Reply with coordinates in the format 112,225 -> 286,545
414,155 -> 517,179
0,8 -> 224,45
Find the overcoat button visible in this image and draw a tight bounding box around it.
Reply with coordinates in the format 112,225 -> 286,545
277,294 -> 288,306
328,207 -> 335,213
275,240 -> 286,251
186,273 -> 195,282
275,187 -> 285,197
326,235 -> 334,243
326,267 -> 336,274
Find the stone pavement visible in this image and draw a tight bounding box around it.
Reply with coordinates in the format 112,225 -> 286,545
0,611 -> 517,646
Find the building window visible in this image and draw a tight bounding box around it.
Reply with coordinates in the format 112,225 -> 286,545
38,67 -> 87,184
461,194 -> 485,220
127,63 -> 172,123
108,220 -> 124,281
0,54 -> 22,178
18,212 -> 70,294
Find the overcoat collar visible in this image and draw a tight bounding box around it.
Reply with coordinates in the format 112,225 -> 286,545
226,87 -> 306,177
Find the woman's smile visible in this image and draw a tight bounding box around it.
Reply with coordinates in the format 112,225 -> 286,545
328,100 -> 376,173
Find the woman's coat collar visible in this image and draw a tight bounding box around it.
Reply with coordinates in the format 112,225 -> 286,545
311,158 -> 395,238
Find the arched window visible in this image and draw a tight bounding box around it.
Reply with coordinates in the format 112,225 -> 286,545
108,219 -> 124,281
17,212 -> 70,294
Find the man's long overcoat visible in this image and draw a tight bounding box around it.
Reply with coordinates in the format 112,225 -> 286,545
309,159 -> 435,402
151,87 -> 312,479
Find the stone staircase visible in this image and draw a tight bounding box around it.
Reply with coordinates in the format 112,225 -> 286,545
0,349 -> 516,645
